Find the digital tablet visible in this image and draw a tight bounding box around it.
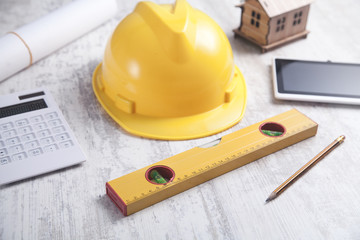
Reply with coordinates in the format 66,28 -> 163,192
272,57 -> 360,105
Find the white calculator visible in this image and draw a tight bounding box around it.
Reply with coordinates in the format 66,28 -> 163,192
0,89 -> 86,185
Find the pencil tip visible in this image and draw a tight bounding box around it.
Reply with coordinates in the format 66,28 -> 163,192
265,192 -> 277,203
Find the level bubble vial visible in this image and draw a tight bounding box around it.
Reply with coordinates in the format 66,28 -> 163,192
260,122 -> 286,137
145,166 -> 175,185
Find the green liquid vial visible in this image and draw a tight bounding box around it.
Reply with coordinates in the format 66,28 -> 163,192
150,170 -> 167,184
262,129 -> 283,136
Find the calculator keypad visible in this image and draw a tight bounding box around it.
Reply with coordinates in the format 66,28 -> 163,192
0,112 -> 73,164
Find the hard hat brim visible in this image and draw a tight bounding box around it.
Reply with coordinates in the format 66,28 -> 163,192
93,63 -> 247,140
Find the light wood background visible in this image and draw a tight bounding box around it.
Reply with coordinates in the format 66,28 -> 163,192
1,0 -> 360,239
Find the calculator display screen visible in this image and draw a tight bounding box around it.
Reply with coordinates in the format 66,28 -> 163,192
0,99 -> 48,119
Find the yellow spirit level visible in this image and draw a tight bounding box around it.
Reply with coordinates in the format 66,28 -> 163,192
106,109 -> 318,215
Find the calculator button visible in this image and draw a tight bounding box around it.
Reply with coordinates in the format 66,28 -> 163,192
12,152 -> 27,161
0,148 -> 8,157
3,129 -> 17,138
45,112 -> 58,120
44,144 -> 58,152
6,137 -> 20,145
37,130 -> 51,138
25,140 -> 39,149
30,115 -> 43,123
59,141 -> 73,149
34,122 -> 47,131
52,126 -> 65,134
15,119 -> 29,127
55,133 -> 69,142
40,137 -> 54,145
0,157 -> 10,165
9,144 -> 24,154
19,126 -> 32,134
48,119 -> 62,127
28,148 -> 43,156
21,133 -> 36,142
0,141 -> 4,147
0,122 -> 14,131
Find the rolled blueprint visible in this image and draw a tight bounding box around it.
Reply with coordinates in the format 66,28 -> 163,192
0,0 -> 118,82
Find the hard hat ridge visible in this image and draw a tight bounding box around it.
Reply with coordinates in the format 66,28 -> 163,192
135,0 -> 196,63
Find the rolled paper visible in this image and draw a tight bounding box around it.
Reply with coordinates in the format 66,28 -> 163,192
0,0 -> 118,82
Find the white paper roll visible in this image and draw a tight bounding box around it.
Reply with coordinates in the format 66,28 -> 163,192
0,0 -> 118,82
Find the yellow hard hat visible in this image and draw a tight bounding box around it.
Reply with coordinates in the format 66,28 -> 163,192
92,0 -> 247,140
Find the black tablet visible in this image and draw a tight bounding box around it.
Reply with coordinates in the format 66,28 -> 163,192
272,58 -> 360,105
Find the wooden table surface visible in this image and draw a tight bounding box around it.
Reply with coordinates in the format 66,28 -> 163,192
1,0 -> 360,239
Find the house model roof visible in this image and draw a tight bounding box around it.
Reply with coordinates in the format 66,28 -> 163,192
257,0 -> 314,17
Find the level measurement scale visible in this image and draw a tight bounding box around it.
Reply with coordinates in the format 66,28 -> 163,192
106,109 -> 318,215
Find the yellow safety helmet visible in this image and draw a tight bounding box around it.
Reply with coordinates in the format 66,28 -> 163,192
92,0 -> 247,140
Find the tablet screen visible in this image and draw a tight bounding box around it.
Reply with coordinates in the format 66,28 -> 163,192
275,59 -> 360,98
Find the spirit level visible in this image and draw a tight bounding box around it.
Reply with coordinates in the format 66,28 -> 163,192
106,109 -> 318,215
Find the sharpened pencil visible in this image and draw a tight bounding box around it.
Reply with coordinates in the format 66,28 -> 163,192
266,135 -> 345,203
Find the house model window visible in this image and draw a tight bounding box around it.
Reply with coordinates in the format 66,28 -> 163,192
251,10 -> 261,28
293,11 -> 303,26
276,17 -> 286,32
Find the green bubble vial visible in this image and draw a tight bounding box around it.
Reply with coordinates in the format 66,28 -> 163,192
150,170 -> 167,184
262,129 -> 283,136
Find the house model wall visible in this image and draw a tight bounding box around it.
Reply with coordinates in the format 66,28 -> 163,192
234,0 -> 313,52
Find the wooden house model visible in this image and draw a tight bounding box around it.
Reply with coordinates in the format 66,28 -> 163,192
233,0 -> 313,52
